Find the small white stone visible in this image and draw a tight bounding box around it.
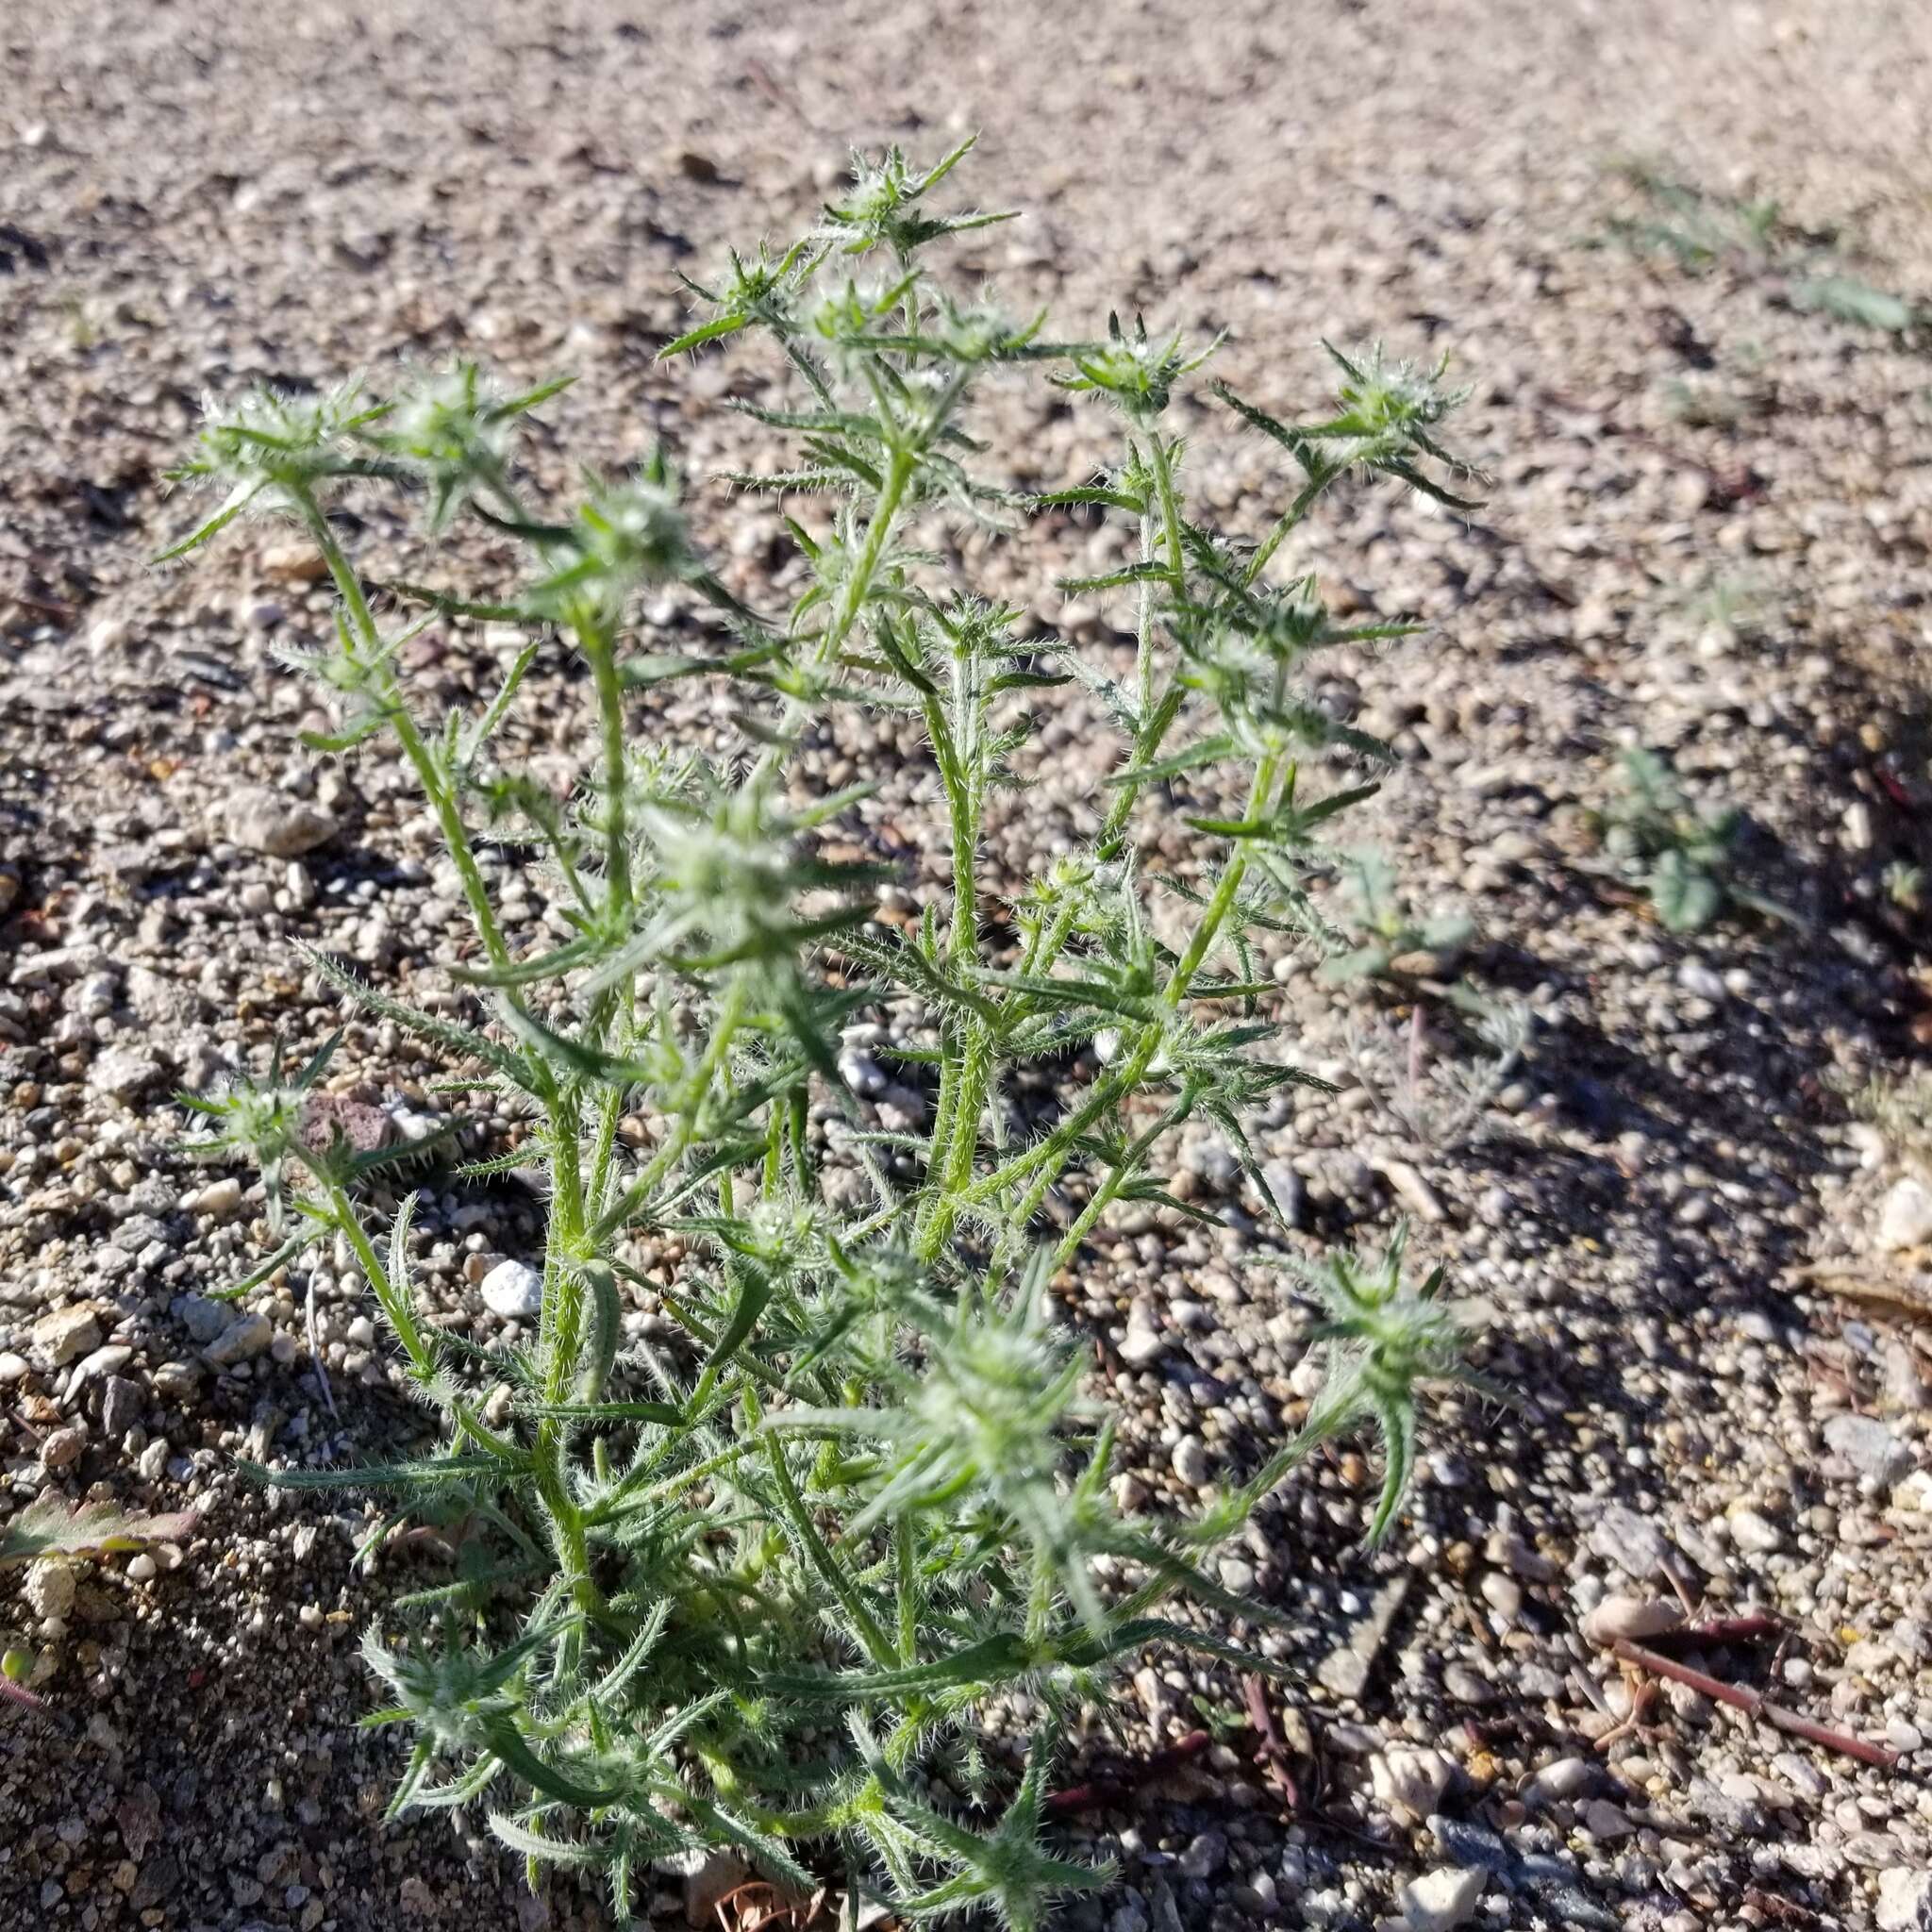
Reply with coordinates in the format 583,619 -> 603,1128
220,786 -> 336,858
1728,1507 -> 1784,1556
1117,1303 -> 1164,1366
1289,1356 -> 1327,1399
1877,1868 -> 1932,1932
31,1305 -> 101,1369
1582,1594 -> 1685,1645
1480,1571 -> 1523,1621
181,1175 -> 244,1218
480,1260 -> 544,1322
1371,1745 -> 1453,1822
1400,1864 -> 1485,1932
1824,1413 -> 1913,1490
1375,1157 -> 1445,1223
1177,1829 -> 1226,1879
259,539 -> 328,584
1893,1471 -> 1932,1515
1878,1179 -> 1932,1254
204,1312 -> 274,1367
90,1047 -> 163,1102
125,1554 -> 158,1584
1171,1435 -> 1212,1489
1527,1755 -> 1594,1803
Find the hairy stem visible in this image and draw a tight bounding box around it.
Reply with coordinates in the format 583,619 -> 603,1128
290,485 -> 509,970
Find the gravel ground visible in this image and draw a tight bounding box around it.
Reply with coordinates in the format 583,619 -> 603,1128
6,3 -> 1932,1928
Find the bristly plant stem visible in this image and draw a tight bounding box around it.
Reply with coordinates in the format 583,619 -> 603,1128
289,486 -> 510,973
754,447 -> 914,789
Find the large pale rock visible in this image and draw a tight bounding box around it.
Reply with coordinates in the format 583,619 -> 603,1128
220,787 -> 336,858
1878,1178 -> 1932,1253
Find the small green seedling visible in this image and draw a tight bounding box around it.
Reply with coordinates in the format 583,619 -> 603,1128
2,1499 -> 198,1721
1596,747 -> 1788,933
1883,860 -> 1925,915
1318,848 -> 1474,983
1601,163 -> 1923,340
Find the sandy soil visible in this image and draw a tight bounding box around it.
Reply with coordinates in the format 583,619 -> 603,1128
5,4 -> 1932,1928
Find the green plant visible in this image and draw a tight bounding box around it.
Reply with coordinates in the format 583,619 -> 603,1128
2,1498 -> 198,1720
157,139 -> 1487,1925
1599,163 -> 1923,340
1594,746 -> 1787,934
1317,847 -> 1474,983
0,1496 -> 198,1568
1602,165 -> 1787,275
1883,859 -> 1925,915
1349,991 -> 1529,1151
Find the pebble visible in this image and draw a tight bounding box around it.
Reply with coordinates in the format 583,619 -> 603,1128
480,1259 -> 544,1321
1727,1507 -> 1784,1556
1178,1829 -> 1226,1878
1372,1745 -> 1453,1822
1824,1413 -> 1913,1490
1771,1752 -> 1829,1802
1399,1865 -> 1485,1932
153,1359 -> 202,1402
1526,1756 -> 1595,1804
1118,1302 -> 1165,1365
1318,1574 -> 1410,1700
173,1295 -> 229,1344
1877,1867 -> 1932,1931
1487,1529 -> 1558,1584
259,539 -> 328,583
204,1312 -> 275,1366
31,1305 -> 102,1367
220,786 -> 337,858
24,1559 -> 75,1620
181,1175 -> 245,1218
1171,1435 -> 1212,1489
1676,958 -> 1726,1001
1877,1178 -> 1932,1253
1582,1594 -> 1684,1645
71,1341 -> 133,1391
835,1046 -> 888,1097
90,1047 -> 162,1101
1581,1798 -> 1634,1840
41,1424 -> 87,1472
101,1374 -> 143,1438
1479,1571 -> 1522,1620
1259,1160 -> 1307,1228
1376,1157 -> 1445,1223
126,1553 -> 158,1584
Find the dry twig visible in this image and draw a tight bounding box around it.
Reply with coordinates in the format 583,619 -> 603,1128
1611,1639 -> 1899,1771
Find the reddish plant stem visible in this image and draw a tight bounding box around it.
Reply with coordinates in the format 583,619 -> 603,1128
1644,1613 -> 1783,1650
1612,1640 -> 1898,1771
1043,1728 -> 1212,1819
1242,1673 -> 1301,1813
